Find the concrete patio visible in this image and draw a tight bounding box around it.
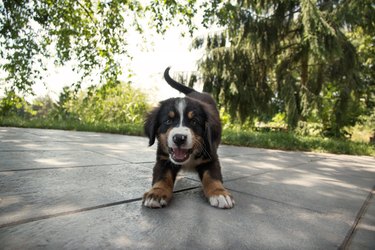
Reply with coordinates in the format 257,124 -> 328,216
0,127 -> 374,249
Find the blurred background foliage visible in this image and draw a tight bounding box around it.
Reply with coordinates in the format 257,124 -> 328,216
0,0 -> 374,146
188,0 -> 374,139
0,82 -> 149,126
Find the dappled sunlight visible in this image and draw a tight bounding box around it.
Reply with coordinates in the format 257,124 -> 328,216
316,167 -> 338,173
0,208 -> 32,225
0,195 -> 22,208
1,127 -> 374,248
224,153 -> 374,222
221,156 -> 285,170
113,237 -> 150,249
227,161 -> 283,171
280,173 -> 360,190
21,143 -> 43,149
35,158 -> 74,166
321,159 -> 375,174
359,221 -> 375,232
0,198 -> 81,226
112,235 -> 152,249
41,204 -> 81,215
281,177 -> 317,187
247,203 -> 265,214
0,171 -> 15,177
250,162 -> 284,170
77,143 -> 134,150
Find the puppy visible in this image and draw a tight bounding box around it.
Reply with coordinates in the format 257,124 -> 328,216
143,67 -> 234,209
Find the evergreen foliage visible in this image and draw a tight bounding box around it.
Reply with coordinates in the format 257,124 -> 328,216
189,0 -> 374,137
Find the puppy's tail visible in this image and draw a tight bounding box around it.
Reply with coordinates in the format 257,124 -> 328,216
164,67 -> 196,95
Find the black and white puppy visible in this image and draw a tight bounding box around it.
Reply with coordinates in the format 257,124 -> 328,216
143,67 -> 234,209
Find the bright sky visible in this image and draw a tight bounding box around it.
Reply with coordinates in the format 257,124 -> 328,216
24,25 -> 204,104
126,27 -> 205,102
0,2 -> 216,104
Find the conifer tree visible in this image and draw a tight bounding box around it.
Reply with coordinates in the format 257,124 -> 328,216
191,0 -> 374,136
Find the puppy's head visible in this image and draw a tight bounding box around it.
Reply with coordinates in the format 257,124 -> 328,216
145,97 -> 220,165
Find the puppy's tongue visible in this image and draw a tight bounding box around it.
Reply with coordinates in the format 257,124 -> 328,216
172,148 -> 189,162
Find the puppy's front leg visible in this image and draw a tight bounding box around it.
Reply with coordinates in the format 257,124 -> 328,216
198,161 -> 234,209
143,160 -> 179,208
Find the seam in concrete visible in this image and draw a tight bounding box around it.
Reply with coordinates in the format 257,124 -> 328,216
338,184 -> 375,250
0,141 -> 80,144
227,188 -> 324,214
224,175 -> 253,182
0,149 -> 81,152
0,186 -> 201,229
184,175 -> 323,213
131,161 -> 155,164
0,163 -> 126,173
173,186 -> 201,194
85,150 -> 132,163
0,197 -> 142,229
185,175 -> 254,184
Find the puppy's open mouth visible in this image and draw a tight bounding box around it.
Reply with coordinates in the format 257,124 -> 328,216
169,148 -> 193,163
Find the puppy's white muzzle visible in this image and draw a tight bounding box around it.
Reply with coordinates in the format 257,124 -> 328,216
168,127 -> 193,164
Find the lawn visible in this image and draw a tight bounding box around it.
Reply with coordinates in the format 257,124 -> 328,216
1,115 -> 374,156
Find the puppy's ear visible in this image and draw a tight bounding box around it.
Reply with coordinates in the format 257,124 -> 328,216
204,122 -> 213,155
144,106 -> 160,146
203,105 -> 222,154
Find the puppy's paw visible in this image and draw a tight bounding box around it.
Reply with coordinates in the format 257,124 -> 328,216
142,188 -> 172,208
143,196 -> 168,208
208,194 -> 235,209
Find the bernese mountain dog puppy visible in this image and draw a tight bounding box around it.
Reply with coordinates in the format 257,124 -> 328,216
143,67 -> 234,209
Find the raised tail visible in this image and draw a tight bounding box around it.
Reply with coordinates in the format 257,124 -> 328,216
164,67 -> 196,95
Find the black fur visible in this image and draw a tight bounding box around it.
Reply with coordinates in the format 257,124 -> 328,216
142,67 -> 234,209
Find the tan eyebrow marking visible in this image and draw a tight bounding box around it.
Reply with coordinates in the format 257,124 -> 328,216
168,111 -> 175,118
187,111 -> 194,119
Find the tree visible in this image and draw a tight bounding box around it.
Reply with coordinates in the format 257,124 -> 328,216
188,0 -> 374,137
0,0 -> 200,94
0,0 -> 148,94
1,0 -> 373,137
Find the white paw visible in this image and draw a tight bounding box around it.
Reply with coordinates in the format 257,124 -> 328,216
209,195 -> 235,209
143,197 -> 168,208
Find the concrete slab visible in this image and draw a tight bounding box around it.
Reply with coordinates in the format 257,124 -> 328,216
0,189 -> 352,249
0,164 -> 197,227
0,150 -> 126,171
0,127 -> 374,249
220,151 -> 323,180
0,127 -> 155,164
348,190 -> 375,250
1,163 -> 144,226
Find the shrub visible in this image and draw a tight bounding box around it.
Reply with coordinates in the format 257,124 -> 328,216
65,82 -> 150,124
0,90 -> 34,117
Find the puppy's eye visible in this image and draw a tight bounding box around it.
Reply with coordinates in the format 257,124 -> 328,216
164,119 -> 173,125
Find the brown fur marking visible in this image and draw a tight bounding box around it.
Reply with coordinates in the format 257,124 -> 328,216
202,171 -> 231,198
158,128 -> 172,154
187,111 -> 194,119
143,169 -> 174,203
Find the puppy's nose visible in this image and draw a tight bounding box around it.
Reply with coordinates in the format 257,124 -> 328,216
173,134 -> 187,147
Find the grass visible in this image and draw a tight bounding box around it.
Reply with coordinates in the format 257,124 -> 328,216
0,115 -> 144,136
1,115 -> 374,156
222,129 -> 375,156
